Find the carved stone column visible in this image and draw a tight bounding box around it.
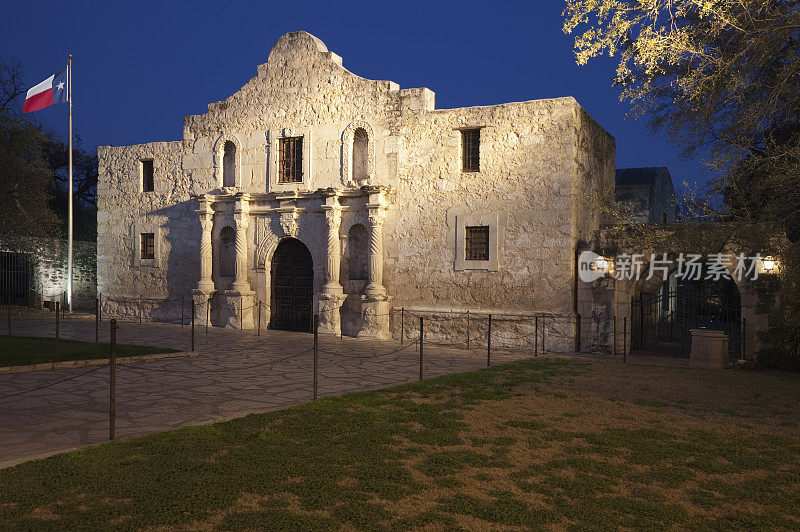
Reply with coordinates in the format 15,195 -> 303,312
322,205 -> 343,296
318,192 -> 345,335
196,212 -> 214,292
358,188 -> 391,339
231,194 -> 251,292
193,194 -> 215,325
365,207 -> 387,297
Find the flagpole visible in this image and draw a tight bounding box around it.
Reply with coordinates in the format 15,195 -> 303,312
67,53 -> 73,313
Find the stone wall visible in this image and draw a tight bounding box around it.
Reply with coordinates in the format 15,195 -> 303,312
97,31 -> 615,350
1,239 -> 97,311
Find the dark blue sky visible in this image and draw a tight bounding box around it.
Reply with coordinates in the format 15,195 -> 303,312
1,0 -> 710,190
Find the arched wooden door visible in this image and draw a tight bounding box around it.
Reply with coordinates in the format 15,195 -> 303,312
270,238 -> 313,331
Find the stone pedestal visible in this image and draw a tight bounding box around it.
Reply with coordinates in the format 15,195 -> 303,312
219,290 -> 255,329
192,289 -> 214,328
318,293 -> 345,335
689,329 -> 729,369
356,296 -> 391,339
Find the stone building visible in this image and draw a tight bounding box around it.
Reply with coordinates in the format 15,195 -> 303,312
97,31 -> 615,349
615,167 -> 677,224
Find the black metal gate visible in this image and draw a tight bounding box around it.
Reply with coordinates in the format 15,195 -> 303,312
0,252 -> 32,306
632,279 -> 741,358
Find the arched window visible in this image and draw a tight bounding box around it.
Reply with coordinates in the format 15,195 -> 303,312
222,141 -> 236,188
348,224 -> 368,280
220,226 -> 236,278
352,128 -> 369,182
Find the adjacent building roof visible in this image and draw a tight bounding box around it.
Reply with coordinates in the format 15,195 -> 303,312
615,167 -> 672,187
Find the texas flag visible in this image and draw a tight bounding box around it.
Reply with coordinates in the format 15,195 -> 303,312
22,68 -> 68,113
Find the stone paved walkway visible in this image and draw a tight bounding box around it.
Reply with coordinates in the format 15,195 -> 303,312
0,317 -> 531,467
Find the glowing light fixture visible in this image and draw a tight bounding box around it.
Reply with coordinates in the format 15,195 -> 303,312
762,255 -> 776,272
594,256 -> 613,274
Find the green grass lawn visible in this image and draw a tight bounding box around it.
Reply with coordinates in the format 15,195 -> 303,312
1,358 -> 799,529
0,335 -> 179,367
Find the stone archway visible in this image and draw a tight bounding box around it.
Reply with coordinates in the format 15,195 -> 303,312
270,238 -> 314,332
632,269 -> 742,357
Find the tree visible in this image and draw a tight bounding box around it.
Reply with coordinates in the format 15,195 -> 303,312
564,1 -> 800,164
0,57 -> 97,250
563,0 -> 800,365
0,57 -> 26,117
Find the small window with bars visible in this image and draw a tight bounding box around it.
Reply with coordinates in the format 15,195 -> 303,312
278,136 -> 303,183
461,128 -> 480,172
141,159 -> 154,192
465,226 -> 489,261
140,233 -> 155,260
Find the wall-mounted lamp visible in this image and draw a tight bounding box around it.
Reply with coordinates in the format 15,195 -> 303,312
594,256 -> 613,275
761,255 -> 777,273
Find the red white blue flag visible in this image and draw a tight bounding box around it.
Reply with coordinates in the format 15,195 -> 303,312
23,68 -> 68,113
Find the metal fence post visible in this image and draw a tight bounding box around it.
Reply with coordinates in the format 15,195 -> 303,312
257,300 -> 262,336
741,316 -> 747,360
7,304 -> 10,335
181,296 -> 185,328
487,314 -> 492,367
239,295 -> 243,330
575,314 -> 581,353
55,301 -> 60,362
206,297 -> 210,334
110,318 -> 117,441
639,293 -> 645,347
95,297 -> 99,343
138,296 -> 142,324
191,299 -> 195,352
534,316 -> 539,357
623,316 -> 628,363
613,316 -> 617,356
98,293 -> 102,322
466,310 -> 470,350
541,316 -> 545,355
419,317 -> 424,381
400,307 -> 404,345
313,314 -> 319,401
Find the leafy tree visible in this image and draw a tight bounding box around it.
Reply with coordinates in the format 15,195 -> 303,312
563,0 -> 800,365
0,56 -> 97,250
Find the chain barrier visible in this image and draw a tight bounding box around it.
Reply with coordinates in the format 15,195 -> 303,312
0,364 -> 106,400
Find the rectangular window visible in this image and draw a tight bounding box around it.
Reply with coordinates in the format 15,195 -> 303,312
461,128 -> 480,172
278,136 -> 303,183
141,159 -> 154,192
140,233 -> 155,260
465,226 -> 489,261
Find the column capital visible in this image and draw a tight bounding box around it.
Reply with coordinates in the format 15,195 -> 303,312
322,205 -> 342,228
199,213 -> 213,232
233,211 -> 249,228
367,206 -> 386,226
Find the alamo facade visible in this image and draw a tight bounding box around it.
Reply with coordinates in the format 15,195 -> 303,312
97,31 -> 615,351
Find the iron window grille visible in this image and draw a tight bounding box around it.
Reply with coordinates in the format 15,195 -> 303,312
465,226 -> 489,261
141,233 -> 155,260
142,160 -> 154,192
278,136 -> 303,183
461,128 -> 480,172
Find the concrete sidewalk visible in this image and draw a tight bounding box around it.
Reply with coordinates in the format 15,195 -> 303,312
0,319 -> 530,467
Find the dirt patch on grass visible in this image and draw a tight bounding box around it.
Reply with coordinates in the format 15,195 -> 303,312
2,357 -> 799,530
